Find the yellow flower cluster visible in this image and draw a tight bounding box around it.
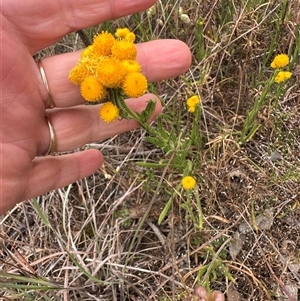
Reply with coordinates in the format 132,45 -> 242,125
186,95 -> 200,113
270,54 -> 292,84
69,28 -> 148,123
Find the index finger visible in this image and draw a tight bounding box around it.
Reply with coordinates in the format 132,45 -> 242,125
3,0 -> 157,52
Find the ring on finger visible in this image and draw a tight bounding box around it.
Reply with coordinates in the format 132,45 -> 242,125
38,60 -> 55,109
44,114 -> 56,156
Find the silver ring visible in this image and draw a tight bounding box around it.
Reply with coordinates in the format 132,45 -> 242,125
38,60 -> 55,108
44,114 -> 56,156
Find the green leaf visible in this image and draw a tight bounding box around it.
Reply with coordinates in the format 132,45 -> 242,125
158,197 -> 172,225
140,99 -> 156,123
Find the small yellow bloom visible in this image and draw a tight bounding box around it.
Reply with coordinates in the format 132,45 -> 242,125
115,28 -> 131,39
181,176 -> 196,190
80,45 -> 96,59
79,56 -> 101,74
187,95 -> 200,107
124,32 -> 136,43
99,101 -> 119,123
111,39 -> 137,60
93,31 -> 115,56
270,54 -> 289,69
121,60 -> 141,74
69,64 -> 90,85
274,71 -> 292,83
97,57 -> 126,88
122,72 -> 148,98
115,28 -> 136,42
80,77 -> 106,102
187,95 -> 200,112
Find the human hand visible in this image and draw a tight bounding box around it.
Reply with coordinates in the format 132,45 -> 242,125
193,286 -> 225,301
0,0 -> 191,214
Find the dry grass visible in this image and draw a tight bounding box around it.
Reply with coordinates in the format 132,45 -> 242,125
1,0 -> 300,300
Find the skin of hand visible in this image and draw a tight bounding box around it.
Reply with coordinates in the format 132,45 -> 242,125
194,286 -> 225,301
0,0 -> 191,214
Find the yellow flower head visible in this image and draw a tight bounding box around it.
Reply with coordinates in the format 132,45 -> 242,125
97,57 -> 126,88
270,54 -> 289,69
115,28 -> 136,42
80,76 -> 106,102
93,31 -> 116,56
69,64 -> 91,85
78,56 -> 101,77
124,32 -> 136,43
121,60 -> 141,73
122,72 -> 148,98
274,71 -> 292,83
99,101 -> 119,123
187,95 -> 200,113
115,28 -> 131,39
80,45 -> 96,59
111,39 -> 137,60
181,176 -> 196,190
187,95 -> 200,107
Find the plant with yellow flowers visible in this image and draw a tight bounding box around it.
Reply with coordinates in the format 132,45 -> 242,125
157,160 -> 203,229
70,29 -> 203,160
239,53 -> 293,144
70,28 -> 205,229
69,28 -> 153,125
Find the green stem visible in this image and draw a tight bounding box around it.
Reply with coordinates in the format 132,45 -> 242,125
110,89 -> 157,135
239,74 -> 275,144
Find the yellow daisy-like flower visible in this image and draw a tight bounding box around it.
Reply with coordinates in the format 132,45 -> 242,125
111,39 -> 137,60
99,101 -> 119,123
270,54 -> 289,69
122,72 -> 148,98
80,76 -> 106,102
274,71 -> 292,83
93,31 -> 116,56
181,176 -> 196,190
121,60 -> 141,73
97,57 -> 126,88
115,28 -> 131,39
